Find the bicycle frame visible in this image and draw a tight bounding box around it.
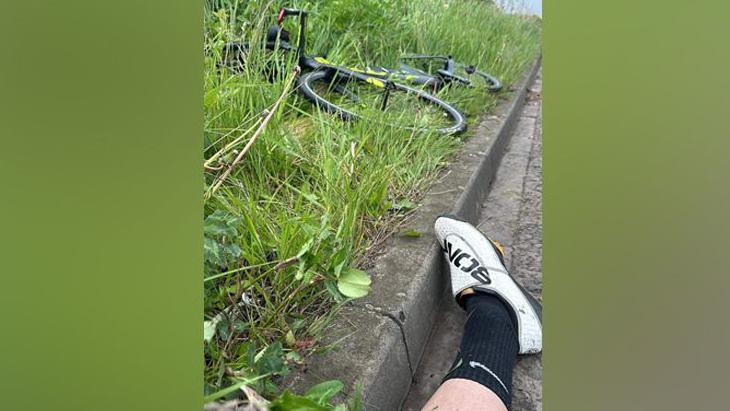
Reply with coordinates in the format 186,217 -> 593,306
256,7 -> 495,91
275,8 -> 440,88
400,54 -> 455,72
400,54 -> 476,85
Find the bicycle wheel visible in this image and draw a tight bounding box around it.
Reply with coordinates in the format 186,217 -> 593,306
298,69 -> 467,135
453,64 -> 502,92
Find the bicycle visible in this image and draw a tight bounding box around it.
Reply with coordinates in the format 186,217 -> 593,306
220,7 -> 470,135
397,54 -> 502,92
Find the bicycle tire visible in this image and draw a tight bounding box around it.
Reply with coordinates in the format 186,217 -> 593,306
455,64 -> 502,92
472,69 -> 502,92
298,69 -> 467,135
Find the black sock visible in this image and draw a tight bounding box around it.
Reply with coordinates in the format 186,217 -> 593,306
444,292 -> 519,409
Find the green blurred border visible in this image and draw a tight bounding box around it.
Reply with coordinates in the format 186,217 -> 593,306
545,1 -> 730,410
1,1 -> 202,410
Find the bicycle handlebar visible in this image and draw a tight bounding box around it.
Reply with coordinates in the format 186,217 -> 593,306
278,8 -> 308,25
276,8 -> 309,58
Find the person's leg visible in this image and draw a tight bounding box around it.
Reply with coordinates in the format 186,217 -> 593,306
424,215 -> 543,411
422,378 -> 507,411
422,291 -> 519,411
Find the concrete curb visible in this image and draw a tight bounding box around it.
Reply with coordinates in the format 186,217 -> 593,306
283,56 -> 542,410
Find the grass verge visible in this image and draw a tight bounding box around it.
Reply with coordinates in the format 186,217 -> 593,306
203,0 -> 540,407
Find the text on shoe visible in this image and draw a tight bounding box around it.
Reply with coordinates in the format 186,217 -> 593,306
442,239 -> 491,284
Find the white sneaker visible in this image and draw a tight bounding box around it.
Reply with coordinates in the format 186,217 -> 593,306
434,214 -> 542,354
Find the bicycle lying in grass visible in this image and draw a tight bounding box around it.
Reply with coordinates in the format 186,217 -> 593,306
220,8 -> 503,135
397,54 -> 502,92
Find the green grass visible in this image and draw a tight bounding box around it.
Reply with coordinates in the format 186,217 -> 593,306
203,0 -> 540,406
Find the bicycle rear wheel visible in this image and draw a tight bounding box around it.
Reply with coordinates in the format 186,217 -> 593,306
298,69 -> 467,135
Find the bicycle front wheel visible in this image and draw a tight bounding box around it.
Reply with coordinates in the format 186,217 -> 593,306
454,64 -> 502,92
298,69 -> 467,135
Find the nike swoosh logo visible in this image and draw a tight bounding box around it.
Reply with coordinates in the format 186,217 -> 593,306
469,361 -> 508,393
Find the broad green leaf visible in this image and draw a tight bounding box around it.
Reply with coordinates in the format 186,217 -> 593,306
202,374 -> 270,403
255,342 -> 288,376
217,318 -> 247,341
337,268 -> 371,298
204,210 -> 241,237
285,350 -> 303,364
333,260 -> 346,278
203,320 -> 217,343
270,391 -> 329,411
304,380 -> 345,405
285,330 -> 296,347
